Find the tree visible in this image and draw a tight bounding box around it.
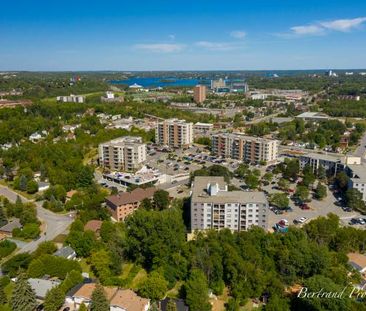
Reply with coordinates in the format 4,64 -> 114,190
140,198 -> 153,211
90,285 -> 109,311
346,188 -> 366,213
264,295 -> 289,311
79,303 -> 88,311
26,180 -> 38,194
19,175 -> 28,191
11,275 -> 37,311
0,285 -> 7,304
296,185 -> 310,202
335,172 -> 349,191
90,249 -> 111,282
153,190 -> 170,210
270,193 -> 289,209
244,174 -> 259,189
139,271 -> 168,301
44,286 -> 65,311
278,178 -> 289,191
33,241 -> 57,258
185,269 -> 211,311
315,183 -> 327,200
0,204 -> 8,227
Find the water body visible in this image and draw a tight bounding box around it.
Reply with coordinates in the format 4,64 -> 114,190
110,77 -> 210,88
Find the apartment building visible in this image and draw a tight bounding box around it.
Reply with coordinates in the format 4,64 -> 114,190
193,85 -> 206,103
56,94 -> 85,103
191,176 -> 268,232
99,136 -> 146,171
194,122 -> 214,134
347,164 -> 366,201
211,133 -> 278,164
299,153 -> 361,176
155,119 -> 193,148
105,187 -> 156,221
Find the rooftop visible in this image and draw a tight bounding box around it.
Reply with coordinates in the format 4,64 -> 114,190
348,253 -> 366,271
301,152 -> 345,162
110,288 -> 150,311
106,187 -> 157,207
191,176 -> 267,204
0,219 -> 22,233
28,278 -> 61,299
295,112 -> 329,119
54,246 -> 76,258
84,220 -> 103,233
212,132 -> 277,143
348,164 -> 366,182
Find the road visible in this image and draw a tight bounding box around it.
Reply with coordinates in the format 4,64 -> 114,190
0,185 -> 73,253
353,131 -> 366,162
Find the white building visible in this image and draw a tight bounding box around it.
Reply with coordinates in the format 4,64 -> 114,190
194,122 -> 214,134
99,136 -> 146,171
295,112 -> 330,122
347,164 -> 366,201
191,176 -> 268,232
56,94 -> 85,103
211,133 -> 278,164
155,119 -> 193,148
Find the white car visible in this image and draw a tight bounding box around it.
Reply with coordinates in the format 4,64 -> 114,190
297,217 -> 308,224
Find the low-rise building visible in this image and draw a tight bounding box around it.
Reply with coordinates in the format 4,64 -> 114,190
105,187 -> 157,222
295,112 -> 330,122
211,133 -> 278,164
99,136 -> 147,171
348,253 -> 366,273
84,220 -> 103,236
191,176 -> 268,232
54,246 -> 77,260
28,278 -> 61,300
66,283 -> 150,311
0,219 -> 22,237
194,122 -> 214,134
56,94 -> 85,103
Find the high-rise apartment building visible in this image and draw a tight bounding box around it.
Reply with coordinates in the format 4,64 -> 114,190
191,176 -> 268,232
98,136 -> 146,171
155,119 -> 193,148
211,133 -> 278,164
193,85 -> 206,103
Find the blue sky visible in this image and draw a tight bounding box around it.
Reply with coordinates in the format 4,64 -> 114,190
1,0 -> 366,70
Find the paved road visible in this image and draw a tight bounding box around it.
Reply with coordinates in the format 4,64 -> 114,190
353,131 -> 366,162
0,185 -> 73,253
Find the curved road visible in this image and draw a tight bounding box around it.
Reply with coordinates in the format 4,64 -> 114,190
0,185 -> 74,253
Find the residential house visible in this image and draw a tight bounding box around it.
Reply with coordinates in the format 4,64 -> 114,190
28,278 -> 61,300
0,219 -> 22,237
84,220 -> 103,237
348,253 -> 366,273
54,246 -> 77,260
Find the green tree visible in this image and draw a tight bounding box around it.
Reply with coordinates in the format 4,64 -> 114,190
90,249 -> 111,282
335,172 -> 349,191
245,174 -> 259,189
278,178 -> 289,191
296,185 -> 310,202
270,193 -> 289,209
264,295 -> 290,311
153,190 -> 170,210
44,286 -> 65,311
139,271 -> 168,301
19,175 -> 28,192
90,285 -> 109,311
11,275 -> 37,311
346,188 -> 366,213
79,303 -> 88,311
0,285 -> 7,304
185,269 -> 211,311
315,183 -> 327,200
26,180 -> 38,194
140,198 -> 153,211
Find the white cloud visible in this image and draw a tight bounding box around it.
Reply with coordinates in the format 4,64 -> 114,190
195,41 -> 238,51
320,17 -> 366,32
230,30 -> 246,39
135,43 -> 184,53
290,25 -> 325,36
283,16 -> 366,37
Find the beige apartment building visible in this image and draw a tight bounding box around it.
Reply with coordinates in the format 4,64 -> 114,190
193,85 -> 206,103
155,118 -> 193,148
98,136 -> 146,171
211,133 -> 278,164
191,176 -> 268,232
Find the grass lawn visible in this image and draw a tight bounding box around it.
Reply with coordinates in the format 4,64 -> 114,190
166,281 -> 183,298
130,269 -> 147,290
79,258 -> 94,278
52,234 -> 67,244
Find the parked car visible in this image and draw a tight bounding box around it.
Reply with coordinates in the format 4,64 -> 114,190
349,218 -> 359,225
300,203 -> 310,210
294,217 -> 307,224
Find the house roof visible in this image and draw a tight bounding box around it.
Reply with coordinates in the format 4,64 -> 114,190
110,289 -> 150,311
106,187 -> 157,207
348,253 -> 366,271
72,283 -> 117,301
28,278 -> 61,299
84,220 -> 103,233
54,246 -> 76,258
0,219 -> 22,233
160,298 -> 189,311
66,190 -> 78,198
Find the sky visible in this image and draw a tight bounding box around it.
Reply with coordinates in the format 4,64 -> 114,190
1,0 -> 366,71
